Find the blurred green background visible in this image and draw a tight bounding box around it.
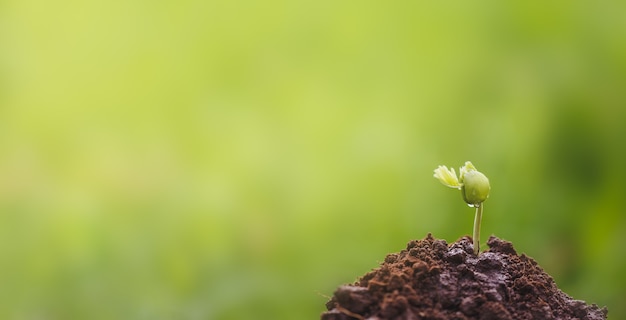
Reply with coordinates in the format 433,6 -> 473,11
1,0 -> 625,319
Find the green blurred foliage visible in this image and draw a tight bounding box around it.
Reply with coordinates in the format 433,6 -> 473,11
0,0 -> 625,318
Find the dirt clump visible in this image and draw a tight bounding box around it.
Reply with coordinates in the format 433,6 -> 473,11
322,234 -> 607,320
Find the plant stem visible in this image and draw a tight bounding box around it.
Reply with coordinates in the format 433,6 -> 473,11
473,204 -> 483,255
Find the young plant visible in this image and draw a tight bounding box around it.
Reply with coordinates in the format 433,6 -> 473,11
433,161 -> 490,255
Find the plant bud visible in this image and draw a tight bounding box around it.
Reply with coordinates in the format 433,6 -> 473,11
461,170 -> 490,206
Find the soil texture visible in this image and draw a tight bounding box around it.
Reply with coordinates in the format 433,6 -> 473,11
322,234 -> 607,320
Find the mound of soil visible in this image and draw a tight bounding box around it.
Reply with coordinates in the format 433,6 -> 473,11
322,234 -> 607,320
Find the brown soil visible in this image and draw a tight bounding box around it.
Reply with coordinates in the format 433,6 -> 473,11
322,234 -> 607,320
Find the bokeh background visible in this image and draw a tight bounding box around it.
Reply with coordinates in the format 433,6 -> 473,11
1,0 -> 624,319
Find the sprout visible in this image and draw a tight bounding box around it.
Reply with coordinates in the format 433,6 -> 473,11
434,161 -> 490,254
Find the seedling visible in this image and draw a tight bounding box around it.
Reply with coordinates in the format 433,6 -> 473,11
433,161 -> 490,255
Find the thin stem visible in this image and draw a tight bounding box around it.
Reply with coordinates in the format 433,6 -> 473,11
473,203 -> 483,255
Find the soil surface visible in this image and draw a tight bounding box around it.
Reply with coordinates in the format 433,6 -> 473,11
322,234 -> 607,320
